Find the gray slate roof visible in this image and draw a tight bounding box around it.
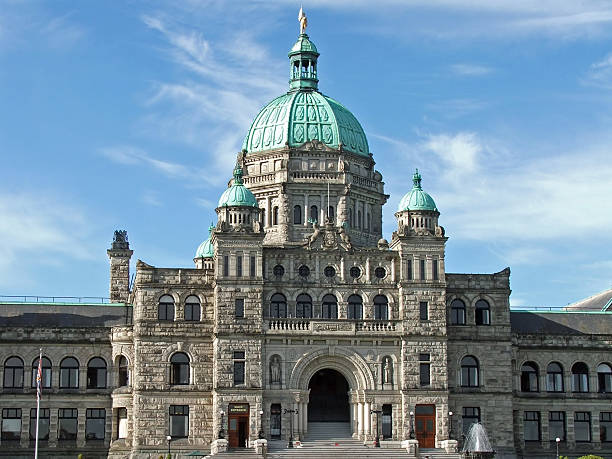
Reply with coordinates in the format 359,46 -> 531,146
563,288 -> 612,311
511,311 -> 612,335
0,303 -> 131,328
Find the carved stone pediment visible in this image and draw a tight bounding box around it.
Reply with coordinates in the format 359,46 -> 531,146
295,139 -> 339,153
303,221 -> 352,251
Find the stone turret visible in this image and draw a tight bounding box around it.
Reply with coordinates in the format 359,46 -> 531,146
107,230 -> 133,303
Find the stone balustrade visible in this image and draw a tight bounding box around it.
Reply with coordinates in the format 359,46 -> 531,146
265,319 -> 402,334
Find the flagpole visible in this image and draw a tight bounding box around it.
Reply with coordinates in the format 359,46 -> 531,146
327,182 -> 330,222
34,348 -> 41,459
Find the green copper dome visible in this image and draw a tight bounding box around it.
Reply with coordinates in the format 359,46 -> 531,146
241,33 -> 370,157
398,170 -> 438,212
217,165 -> 258,208
195,224 -> 215,258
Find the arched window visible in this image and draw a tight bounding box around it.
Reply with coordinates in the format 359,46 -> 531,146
296,293 -> 312,319
118,356 -> 129,387
598,363 -> 612,393
31,357 -> 52,389
3,357 -> 24,388
347,294 -> 363,320
373,295 -> 388,320
357,210 -> 362,229
450,299 -> 466,325
571,362 -> 589,392
158,294 -> 175,321
328,206 -> 334,220
293,205 -> 302,225
185,295 -> 201,321
322,294 -> 338,319
520,362 -> 539,392
270,293 -> 287,318
310,205 -> 318,222
87,357 -> 107,389
475,299 -> 490,325
273,206 -> 279,225
460,356 -> 479,387
170,353 -> 190,385
546,362 -> 564,392
60,357 -> 79,389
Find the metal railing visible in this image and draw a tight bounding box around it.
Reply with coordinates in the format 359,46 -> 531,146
0,295 -> 111,304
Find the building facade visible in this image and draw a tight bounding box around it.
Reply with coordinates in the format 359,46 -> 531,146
1,23 -> 611,459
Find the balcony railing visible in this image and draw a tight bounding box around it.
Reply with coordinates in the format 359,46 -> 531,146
265,318 -> 401,334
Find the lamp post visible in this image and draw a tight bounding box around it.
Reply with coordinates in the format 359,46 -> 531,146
370,409 -> 382,447
166,435 -> 171,458
258,410 -> 265,439
219,410 -> 225,439
283,407 -> 298,448
448,411 -> 453,440
555,437 -> 560,459
409,411 -> 415,440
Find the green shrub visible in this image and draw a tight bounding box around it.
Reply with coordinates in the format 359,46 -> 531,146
577,455 -> 604,459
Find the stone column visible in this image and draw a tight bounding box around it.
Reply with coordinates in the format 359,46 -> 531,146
301,402 -> 308,435
357,403 -> 364,437
266,197 -> 271,227
364,401 -> 371,437
304,194 -> 308,226
293,402 -> 300,440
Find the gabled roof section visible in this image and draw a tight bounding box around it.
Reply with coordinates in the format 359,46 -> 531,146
563,288 -> 612,311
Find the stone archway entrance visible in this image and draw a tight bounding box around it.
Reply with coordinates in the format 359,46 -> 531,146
308,369 -> 350,422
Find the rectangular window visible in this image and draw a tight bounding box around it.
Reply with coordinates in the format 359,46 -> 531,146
1,408 -> 21,441
574,412 -> 591,442
462,407 -> 480,436
233,351 -> 245,385
86,408 -> 106,441
601,412 -> 612,442
420,259 -> 426,280
223,255 -> 229,277
524,411 -> 540,441
433,259 -> 439,280
117,408 -> 128,439
236,254 -> 243,277
30,408 -> 50,441
169,405 -> 189,438
549,411 -> 565,442
419,353 -> 430,386
58,408 -> 78,441
235,299 -> 245,318
419,301 -> 429,321
250,256 -> 256,277
407,259 -> 413,280
185,302 -> 200,321
270,404 -> 281,439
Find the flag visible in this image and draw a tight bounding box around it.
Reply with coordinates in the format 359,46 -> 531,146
36,351 -> 42,399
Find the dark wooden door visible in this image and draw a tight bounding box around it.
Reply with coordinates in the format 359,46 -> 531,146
415,405 -> 436,448
228,404 -> 250,448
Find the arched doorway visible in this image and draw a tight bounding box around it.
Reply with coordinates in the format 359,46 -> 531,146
308,369 -> 350,422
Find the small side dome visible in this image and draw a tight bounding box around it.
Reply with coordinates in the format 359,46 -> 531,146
290,34 -> 318,54
217,165 -> 258,208
195,224 -> 215,258
398,170 -> 438,212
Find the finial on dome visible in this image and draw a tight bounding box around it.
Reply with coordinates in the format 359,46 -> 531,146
298,6 -> 307,34
233,164 -> 244,185
413,169 -> 422,190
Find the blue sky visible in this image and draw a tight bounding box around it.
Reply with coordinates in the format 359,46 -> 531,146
1,0 -> 611,307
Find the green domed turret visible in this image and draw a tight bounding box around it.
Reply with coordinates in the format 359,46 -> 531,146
398,170 -> 438,212
241,29 -> 369,157
217,165 -> 258,208
195,224 -> 215,258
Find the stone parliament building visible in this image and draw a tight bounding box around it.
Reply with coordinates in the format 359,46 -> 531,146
1,18 -> 611,459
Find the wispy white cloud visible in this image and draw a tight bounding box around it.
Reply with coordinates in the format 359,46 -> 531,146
0,192 -> 95,288
425,99 -> 489,118
583,52 -> 612,89
142,190 -> 163,207
450,64 -> 494,76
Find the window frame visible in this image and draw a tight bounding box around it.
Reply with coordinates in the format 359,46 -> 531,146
170,352 -> 190,386
419,353 -> 431,387
31,356 -> 52,389
169,405 -> 189,439
296,293 -> 312,319
59,357 -> 79,389
158,294 -> 175,321
3,356 -> 24,389
374,295 -> 389,321
419,301 -> 429,321
85,408 -> 106,441
520,362 -> 539,392
600,412 -> 612,443
235,298 -> 245,319
548,411 -> 565,442
233,351 -> 245,386
460,356 -> 479,388
29,408 -> 49,441
87,357 -> 107,389
1,408 -> 21,442
293,205 -> 302,225
184,295 -> 201,322
347,294 -> 363,320
574,412 -> 591,442
118,356 -> 129,387
58,408 -> 78,441
475,299 -> 491,325
450,299 -> 466,325
270,293 -> 287,318
321,294 -> 338,319
462,407 -> 480,436
571,362 -> 589,393
546,362 -> 564,392
523,411 -> 540,442
597,363 -> 612,393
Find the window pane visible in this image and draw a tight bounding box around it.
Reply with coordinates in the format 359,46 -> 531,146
574,413 -> 590,442
524,412 -> 540,441
420,301 -> 428,320
234,361 -> 245,385
548,412 -> 565,441
601,413 -> 612,442
419,363 -> 430,386
86,409 -> 106,441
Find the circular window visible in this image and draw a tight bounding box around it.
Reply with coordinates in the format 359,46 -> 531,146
375,267 -> 386,279
349,266 -> 361,278
324,266 -> 336,278
298,265 -> 310,278
273,265 -> 285,277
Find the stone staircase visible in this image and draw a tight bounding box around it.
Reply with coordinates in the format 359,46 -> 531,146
211,424 -> 463,458
418,448 -> 462,459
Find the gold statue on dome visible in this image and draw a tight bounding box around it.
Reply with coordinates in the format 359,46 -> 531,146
298,6 -> 307,34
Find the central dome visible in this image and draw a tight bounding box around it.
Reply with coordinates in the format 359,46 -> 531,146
242,33 -> 370,157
